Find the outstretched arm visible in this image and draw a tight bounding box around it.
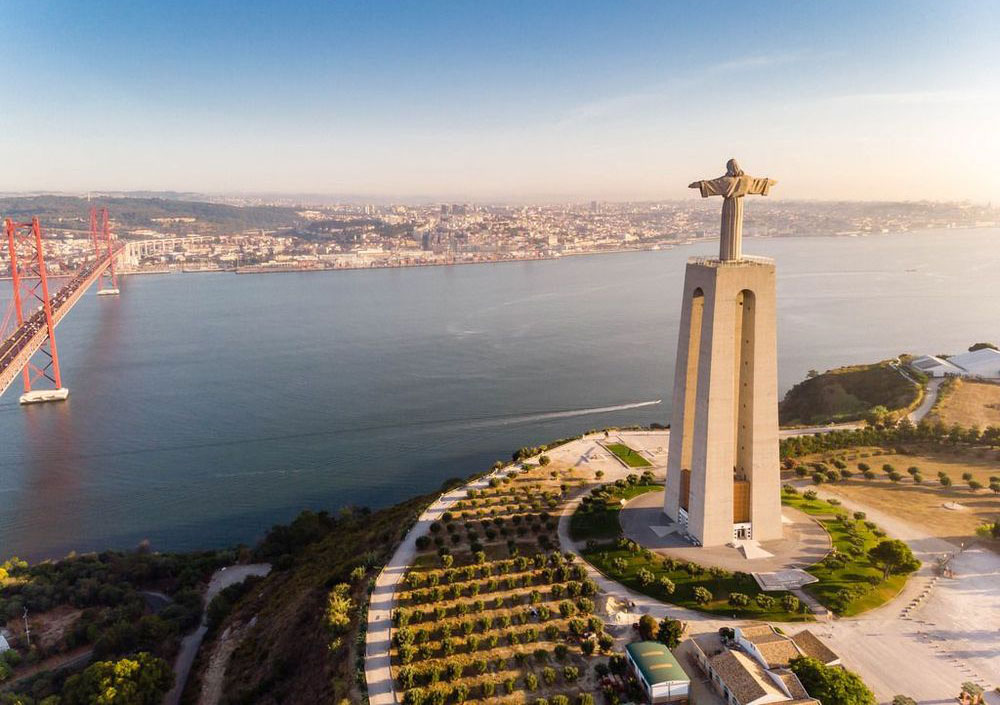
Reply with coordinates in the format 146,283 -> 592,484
689,177 -> 727,198
747,177 -> 777,196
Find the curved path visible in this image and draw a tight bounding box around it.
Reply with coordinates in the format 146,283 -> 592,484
909,377 -> 943,423
164,563 -> 271,705
364,430 -> 999,705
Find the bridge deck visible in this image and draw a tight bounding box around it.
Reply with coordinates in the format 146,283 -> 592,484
0,251 -> 118,398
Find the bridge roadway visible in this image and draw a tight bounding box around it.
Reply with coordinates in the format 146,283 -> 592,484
0,249 -> 120,398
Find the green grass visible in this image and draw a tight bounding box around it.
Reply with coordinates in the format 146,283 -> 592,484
581,546 -> 809,621
569,483 -> 660,541
604,443 -> 652,467
571,483 -> 808,621
782,491 -> 914,616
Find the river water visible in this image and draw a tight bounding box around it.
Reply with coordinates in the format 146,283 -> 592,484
1,228 -> 997,560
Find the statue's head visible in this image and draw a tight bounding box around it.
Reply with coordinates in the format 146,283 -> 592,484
726,158 -> 744,177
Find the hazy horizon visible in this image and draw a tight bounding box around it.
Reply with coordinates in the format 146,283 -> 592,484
3,1 -> 999,202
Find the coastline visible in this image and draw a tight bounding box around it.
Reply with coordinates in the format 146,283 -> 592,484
118,223 -> 998,279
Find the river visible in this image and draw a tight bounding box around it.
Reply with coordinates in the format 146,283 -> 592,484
1,228 -> 997,560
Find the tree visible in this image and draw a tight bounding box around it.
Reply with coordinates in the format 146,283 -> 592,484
657,576 -> 675,595
868,539 -> 920,580
865,405 -> 891,427
891,697 -> 917,705
781,594 -> 800,613
728,592 -> 750,607
638,614 -> 658,641
655,618 -> 685,648
62,653 -> 174,705
692,586 -> 712,605
789,656 -> 875,705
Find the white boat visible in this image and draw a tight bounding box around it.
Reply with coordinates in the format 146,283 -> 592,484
97,288 -> 120,296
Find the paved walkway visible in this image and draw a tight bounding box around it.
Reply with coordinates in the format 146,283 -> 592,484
364,430 -> 1000,705
909,377 -> 943,423
365,467 -> 511,705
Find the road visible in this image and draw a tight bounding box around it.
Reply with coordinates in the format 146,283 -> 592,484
909,377 -> 943,423
163,563 -> 271,705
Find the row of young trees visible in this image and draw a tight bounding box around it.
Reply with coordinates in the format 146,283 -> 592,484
780,418 -> 1000,459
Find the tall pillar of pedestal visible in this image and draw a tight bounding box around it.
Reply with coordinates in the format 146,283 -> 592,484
664,257 -> 781,546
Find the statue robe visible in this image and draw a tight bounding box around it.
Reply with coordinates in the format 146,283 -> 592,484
694,175 -> 776,261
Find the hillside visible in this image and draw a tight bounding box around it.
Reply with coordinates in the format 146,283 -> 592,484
0,195 -> 301,235
184,494 -> 433,705
779,361 -> 921,426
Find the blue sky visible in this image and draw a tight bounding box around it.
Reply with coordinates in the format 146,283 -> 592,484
2,1 -> 998,201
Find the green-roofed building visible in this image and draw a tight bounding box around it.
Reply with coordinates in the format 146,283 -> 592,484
625,641 -> 691,704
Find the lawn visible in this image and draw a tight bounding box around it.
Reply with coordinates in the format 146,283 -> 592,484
569,483 -> 660,542
573,483 -> 809,621
581,545 -> 810,621
603,443 -> 651,468
781,490 -> 913,616
789,446 -> 1000,541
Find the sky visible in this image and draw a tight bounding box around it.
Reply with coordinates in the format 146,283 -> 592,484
2,1 -> 999,202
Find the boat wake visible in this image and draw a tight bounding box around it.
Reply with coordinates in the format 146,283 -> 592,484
456,400 -> 661,429
0,399 -> 663,466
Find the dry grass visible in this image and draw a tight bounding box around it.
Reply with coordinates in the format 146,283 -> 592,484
793,447 -> 1000,541
928,378 -> 1000,429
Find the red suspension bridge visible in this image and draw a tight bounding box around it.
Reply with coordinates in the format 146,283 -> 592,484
0,208 -> 123,404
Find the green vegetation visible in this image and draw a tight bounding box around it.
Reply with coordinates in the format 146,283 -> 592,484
61,652 -> 173,705
781,489 -> 917,616
603,444 -> 651,468
790,656 -> 875,705
0,549 -> 228,700
779,360 -> 920,426
569,474 -> 658,542
394,462 -> 605,705
573,482 -> 807,621
215,500 -> 431,705
0,195 -> 300,236
779,417 -> 1000,460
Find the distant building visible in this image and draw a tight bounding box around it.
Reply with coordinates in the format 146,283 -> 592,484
624,641 -> 690,704
690,624 -> 840,705
910,348 -> 1000,379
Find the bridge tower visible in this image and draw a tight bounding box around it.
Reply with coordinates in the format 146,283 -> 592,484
3,217 -> 69,404
94,208 -> 120,295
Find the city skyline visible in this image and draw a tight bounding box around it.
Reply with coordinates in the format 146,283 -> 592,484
3,1 -> 999,202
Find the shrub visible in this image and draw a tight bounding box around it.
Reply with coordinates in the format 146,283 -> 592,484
728,592 -> 750,607
693,586 -> 713,604
657,576 -> 675,595
563,665 -> 580,682
781,594 -> 800,612
755,594 -> 775,609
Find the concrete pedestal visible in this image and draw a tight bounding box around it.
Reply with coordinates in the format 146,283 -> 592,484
664,257 -> 781,546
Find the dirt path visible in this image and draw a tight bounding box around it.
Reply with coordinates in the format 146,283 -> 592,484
163,563 -> 271,705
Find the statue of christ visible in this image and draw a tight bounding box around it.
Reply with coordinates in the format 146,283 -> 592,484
689,159 -> 777,261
